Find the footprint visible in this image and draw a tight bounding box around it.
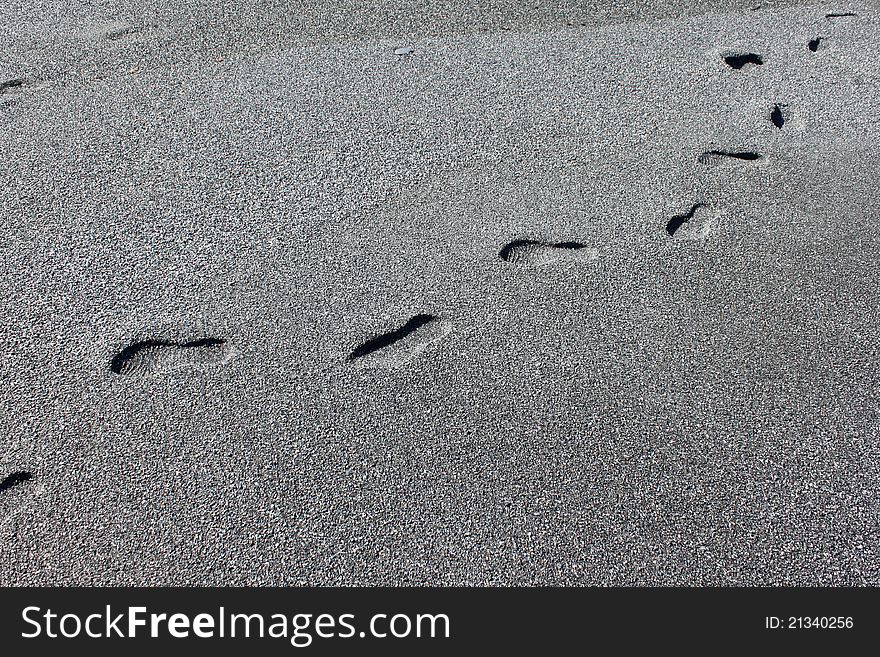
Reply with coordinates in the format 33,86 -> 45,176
111,337 -> 234,376
808,37 -> 826,52
0,471 -> 32,495
348,314 -> 452,368
0,470 -> 42,527
499,240 -> 599,266
666,203 -> 718,240
723,52 -> 764,70
1,77 -> 51,107
698,150 -> 763,164
770,103 -> 789,129
0,79 -> 26,95
106,26 -> 143,40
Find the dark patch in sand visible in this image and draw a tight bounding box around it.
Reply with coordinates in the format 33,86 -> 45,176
0,472 -> 33,495
825,12 -> 856,18
808,37 -> 825,51
771,104 -> 788,129
698,150 -> 763,164
723,53 -> 764,69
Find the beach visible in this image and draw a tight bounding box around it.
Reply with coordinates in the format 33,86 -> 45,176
1,1 -> 878,585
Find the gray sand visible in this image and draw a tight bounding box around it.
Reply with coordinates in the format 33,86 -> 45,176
1,1 -> 879,585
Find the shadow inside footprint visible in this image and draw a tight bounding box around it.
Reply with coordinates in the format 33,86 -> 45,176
348,314 -> 453,368
808,37 -> 824,51
111,337 -> 231,375
770,103 -> 788,129
667,203 -> 719,241
0,79 -> 26,94
666,203 -> 707,237
723,53 -> 764,69
348,314 -> 436,361
499,240 -> 595,266
0,472 -> 33,494
698,150 -> 763,164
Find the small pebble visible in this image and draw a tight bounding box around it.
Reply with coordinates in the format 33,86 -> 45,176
394,47 -> 414,55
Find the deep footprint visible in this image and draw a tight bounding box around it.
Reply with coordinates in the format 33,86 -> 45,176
348,314 -> 452,367
723,53 -> 764,69
770,103 -> 789,129
698,150 -> 763,164
0,472 -> 32,494
499,240 -> 598,266
111,337 -> 233,376
666,203 -> 716,240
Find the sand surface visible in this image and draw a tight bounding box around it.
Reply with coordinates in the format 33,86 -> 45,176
1,1 -> 879,585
